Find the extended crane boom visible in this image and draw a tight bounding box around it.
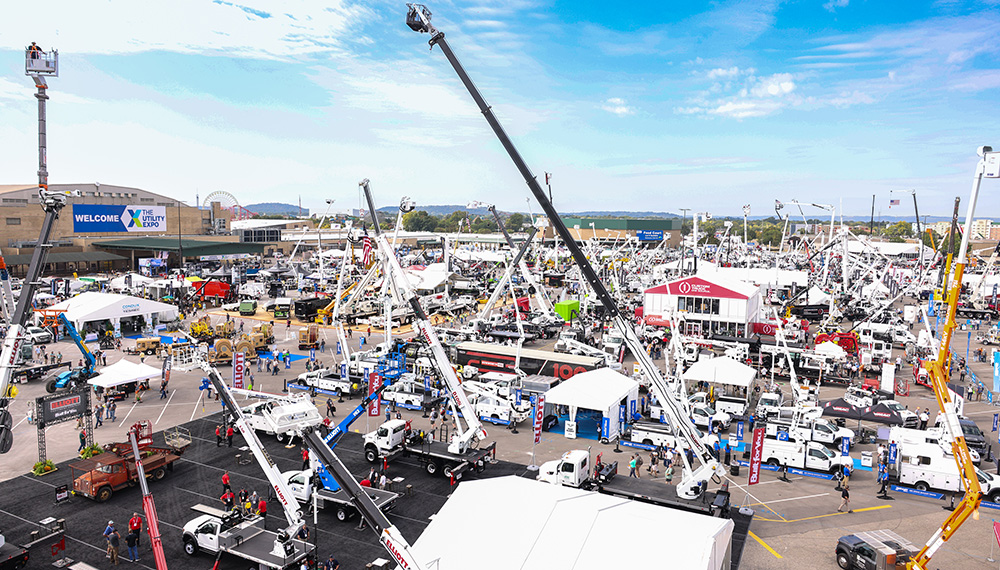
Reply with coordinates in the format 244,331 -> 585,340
406,3 -> 718,499
907,146 -> 999,570
128,426 -> 168,570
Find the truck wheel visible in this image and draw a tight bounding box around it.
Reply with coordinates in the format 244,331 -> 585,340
183,537 -> 197,555
336,507 -> 350,522
45,379 -> 57,393
364,447 -> 379,464
836,552 -> 851,569
145,349 -> 154,356
151,467 -> 166,481
96,486 -> 112,503
426,461 -> 440,476
443,464 -> 459,479
989,491 -> 1000,504
766,458 -> 779,467
642,439 -> 654,446
276,432 -> 286,443
915,481 -> 929,492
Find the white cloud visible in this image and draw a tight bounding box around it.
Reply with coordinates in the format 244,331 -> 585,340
750,73 -> 796,97
824,0 -> 850,12
601,98 -> 635,116
707,66 -> 742,79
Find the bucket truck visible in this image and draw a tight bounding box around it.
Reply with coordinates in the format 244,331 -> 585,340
405,4 -> 719,500
358,179 -> 496,478
181,358 -> 313,569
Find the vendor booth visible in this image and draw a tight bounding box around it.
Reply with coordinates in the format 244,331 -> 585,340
87,359 -> 162,401
643,275 -> 761,337
44,292 -> 179,337
409,476 -> 734,570
681,356 -> 757,417
543,368 -> 639,441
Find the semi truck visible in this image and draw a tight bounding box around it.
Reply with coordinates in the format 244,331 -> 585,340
70,423 -> 190,502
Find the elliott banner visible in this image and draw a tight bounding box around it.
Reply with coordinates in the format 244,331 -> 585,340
533,394 -> 546,445
232,352 -> 245,389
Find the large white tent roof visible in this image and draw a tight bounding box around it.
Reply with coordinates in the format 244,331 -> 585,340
88,359 -> 162,388
543,368 -> 639,411
45,292 -> 178,328
409,476 -> 733,570
682,356 -> 757,387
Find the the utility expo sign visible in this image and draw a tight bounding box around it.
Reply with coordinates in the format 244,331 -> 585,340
72,205 -> 167,233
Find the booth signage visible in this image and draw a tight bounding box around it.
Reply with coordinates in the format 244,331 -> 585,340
232,352 -> 245,389
636,230 -> 663,241
368,374 -> 381,417
72,205 -> 167,233
38,390 -> 90,425
748,427 -> 765,485
841,436 -> 851,456
533,394 -> 546,445
55,484 -> 70,503
736,421 -> 744,441
564,420 -> 577,439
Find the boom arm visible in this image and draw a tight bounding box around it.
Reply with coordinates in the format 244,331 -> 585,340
57,313 -> 96,373
361,179 -> 487,455
479,227 -> 537,320
907,148 -> 994,570
406,3 -> 717,499
128,428 -> 168,570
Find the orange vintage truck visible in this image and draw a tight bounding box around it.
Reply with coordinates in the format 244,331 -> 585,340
70,421 -> 190,503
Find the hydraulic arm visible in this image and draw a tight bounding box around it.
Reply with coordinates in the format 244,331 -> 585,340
406,3 -> 717,499
128,427 -> 168,570
908,147 -> 998,570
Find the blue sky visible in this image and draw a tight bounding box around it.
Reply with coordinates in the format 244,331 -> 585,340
1,0 -> 999,218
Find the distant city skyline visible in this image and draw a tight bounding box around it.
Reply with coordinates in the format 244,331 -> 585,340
1,1 -> 999,218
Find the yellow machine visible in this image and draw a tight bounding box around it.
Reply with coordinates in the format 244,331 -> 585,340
252,323 -> 274,344
189,316 -> 212,339
907,147 -> 999,570
134,337 -> 161,355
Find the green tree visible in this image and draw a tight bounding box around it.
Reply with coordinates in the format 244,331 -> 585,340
402,210 -> 437,232
506,213 -> 526,230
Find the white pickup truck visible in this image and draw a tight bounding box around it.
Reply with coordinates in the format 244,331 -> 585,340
761,439 -> 852,472
688,391 -> 749,418
765,417 -> 855,448
241,396 -> 323,443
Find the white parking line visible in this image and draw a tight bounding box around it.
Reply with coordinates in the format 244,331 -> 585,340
118,400 -> 138,427
190,390 -> 204,422
12,413 -> 28,430
754,492 -> 829,505
155,389 -> 176,424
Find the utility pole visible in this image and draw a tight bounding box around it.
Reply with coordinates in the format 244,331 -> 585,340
679,208 -> 690,277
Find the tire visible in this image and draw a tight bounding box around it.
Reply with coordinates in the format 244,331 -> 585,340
336,507 -> 350,522
276,432 -> 286,443
836,552 -> 851,569
45,379 -> 57,393
183,537 -> 197,556
989,491 -> 1000,504
426,461 -> 440,476
151,467 -> 166,481
443,464 -> 456,478
766,458 -> 779,467
364,446 -> 379,464
145,349 -> 154,356
95,486 -> 112,503
642,439 -> 654,446
915,481 -> 929,492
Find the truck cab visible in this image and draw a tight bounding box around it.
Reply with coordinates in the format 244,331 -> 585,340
364,419 -> 409,460
537,449 -> 592,488
756,391 -> 784,419
690,404 -> 731,431
239,299 -> 258,316
183,514 -> 221,556
835,530 -> 917,570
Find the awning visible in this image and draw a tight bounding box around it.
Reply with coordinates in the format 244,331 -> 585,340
94,237 -> 264,258
88,360 -> 162,389
1,251 -> 125,266
544,368 -> 639,412
43,292 -> 179,330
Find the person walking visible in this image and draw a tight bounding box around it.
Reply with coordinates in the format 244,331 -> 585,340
919,408 -> 930,430
628,455 -> 637,478
664,463 -> 674,485
222,471 -> 232,493
226,425 -> 235,447
838,484 -> 852,513
159,382 -> 168,399
326,399 -> 336,419
94,405 -> 103,428
109,400 -> 117,422
216,425 -> 223,447
78,429 -> 87,452
301,447 -> 310,470
125,530 -> 139,563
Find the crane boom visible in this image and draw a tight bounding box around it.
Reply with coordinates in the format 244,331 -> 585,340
128,427 -> 168,570
907,147 -> 998,570
405,3 -> 718,499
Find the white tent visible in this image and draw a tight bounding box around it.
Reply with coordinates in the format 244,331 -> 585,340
804,285 -> 831,304
814,341 -> 848,360
44,292 -> 179,335
109,273 -> 154,292
88,359 -> 162,389
682,356 -> 757,388
543,368 -> 639,441
410,476 -> 734,570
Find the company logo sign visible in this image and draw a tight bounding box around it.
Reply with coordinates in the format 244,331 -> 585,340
748,427 -> 765,485
72,205 -> 167,233
232,351 -> 245,389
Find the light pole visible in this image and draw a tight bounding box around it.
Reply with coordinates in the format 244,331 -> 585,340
742,204 -> 751,256
679,208 -> 690,277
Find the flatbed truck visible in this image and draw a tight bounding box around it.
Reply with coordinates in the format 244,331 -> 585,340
283,469 -> 399,522
183,505 -> 312,569
363,418 -> 495,479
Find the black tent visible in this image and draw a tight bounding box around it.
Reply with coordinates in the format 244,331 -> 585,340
821,398 -> 864,420
859,402 -> 905,426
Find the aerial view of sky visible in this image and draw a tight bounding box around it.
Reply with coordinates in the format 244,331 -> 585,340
1,0 -> 998,218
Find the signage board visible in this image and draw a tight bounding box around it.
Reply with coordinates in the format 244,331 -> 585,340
38,390 -> 89,425
533,394 -> 546,444
564,420 -> 577,439
232,352 -> 245,389
73,205 -> 167,233
636,230 -> 664,241
368,374 -> 381,417
748,427 -> 765,485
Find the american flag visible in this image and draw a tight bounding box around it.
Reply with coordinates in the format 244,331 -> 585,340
362,231 -> 373,265
889,199 -> 900,206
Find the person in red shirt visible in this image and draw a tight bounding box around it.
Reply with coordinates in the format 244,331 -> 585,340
301,447 -> 309,470
222,471 -> 231,493
128,513 -> 143,547
226,425 -> 235,447
220,491 -> 235,510
257,498 -> 267,529
215,425 -> 222,447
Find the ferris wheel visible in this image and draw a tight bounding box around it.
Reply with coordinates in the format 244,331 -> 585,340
203,190 -> 253,220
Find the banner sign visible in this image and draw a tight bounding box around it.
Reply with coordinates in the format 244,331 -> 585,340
636,230 -> 664,241
533,394 -> 546,444
749,427 -> 765,485
993,413 -> 998,433
72,205 -> 167,233
368,374 -> 381,417
162,355 -> 172,385
841,436 -> 851,456
736,421 -> 744,441
232,351 -> 245,389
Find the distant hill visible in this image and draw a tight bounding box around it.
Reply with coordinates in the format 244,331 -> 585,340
246,202 -> 309,216
376,205 -> 681,218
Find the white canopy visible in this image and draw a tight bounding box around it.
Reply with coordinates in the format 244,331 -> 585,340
410,476 -> 734,570
805,285 -> 831,304
544,368 -> 639,413
44,292 -> 179,331
109,273 -> 154,292
88,359 -> 162,389
814,341 -> 848,360
682,356 -> 757,388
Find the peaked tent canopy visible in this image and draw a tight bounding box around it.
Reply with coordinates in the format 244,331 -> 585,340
88,359 -> 162,389
682,356 -> 757,388
543,368 -> 640,441
43,292 -> 178,333
409,476 -> 734,570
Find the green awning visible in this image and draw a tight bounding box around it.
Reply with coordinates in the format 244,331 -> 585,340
2,251 -> 125,265
93,237 -> 264,258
